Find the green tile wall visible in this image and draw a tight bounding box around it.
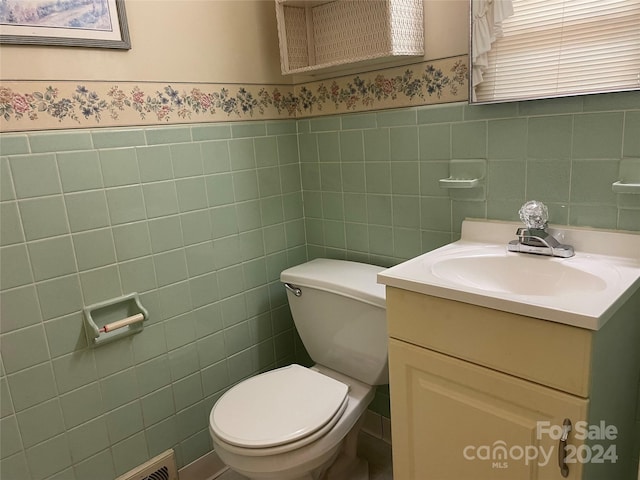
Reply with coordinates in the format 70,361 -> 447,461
302,91 -> 640,266
1,90 -> 639,479
0,120 -> 305,479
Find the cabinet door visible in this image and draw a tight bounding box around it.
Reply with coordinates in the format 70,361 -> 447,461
389,339 -> 589,480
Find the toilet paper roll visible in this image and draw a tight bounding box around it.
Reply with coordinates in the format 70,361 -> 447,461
99,313 -> 144,333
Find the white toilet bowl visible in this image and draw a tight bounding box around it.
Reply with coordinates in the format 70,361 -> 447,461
209,259 -> 388,480
209,364 -> 375,480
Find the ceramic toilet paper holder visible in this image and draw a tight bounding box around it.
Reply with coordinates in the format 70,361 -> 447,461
83,293 -> 149,346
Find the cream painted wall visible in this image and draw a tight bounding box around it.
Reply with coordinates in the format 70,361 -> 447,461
424,0 -> 469,59
0,0 -> 469,85
0,0 -> 289,84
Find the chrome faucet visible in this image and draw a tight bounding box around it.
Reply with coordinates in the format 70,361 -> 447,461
507,201 -> 574,258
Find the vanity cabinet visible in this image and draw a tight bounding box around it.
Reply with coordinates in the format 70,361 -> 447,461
386,287 -> 640,480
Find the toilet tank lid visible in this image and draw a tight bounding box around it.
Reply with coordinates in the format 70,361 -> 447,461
281,258 -> 386,308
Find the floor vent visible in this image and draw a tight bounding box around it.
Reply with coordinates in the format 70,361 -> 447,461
116,450 -> 178,480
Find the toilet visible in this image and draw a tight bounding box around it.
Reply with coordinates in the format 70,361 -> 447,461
209,258 -> 387,480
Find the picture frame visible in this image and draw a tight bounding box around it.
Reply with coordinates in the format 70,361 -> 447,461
0,0 -> 131,50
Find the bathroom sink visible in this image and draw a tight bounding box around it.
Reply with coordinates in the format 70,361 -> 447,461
378,219 -> 640,330
430,250 -> 608,296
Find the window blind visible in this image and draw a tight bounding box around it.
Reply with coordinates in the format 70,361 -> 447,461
474,0 -> 640,102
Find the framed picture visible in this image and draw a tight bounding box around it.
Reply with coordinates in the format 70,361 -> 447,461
0,0 -> 131,49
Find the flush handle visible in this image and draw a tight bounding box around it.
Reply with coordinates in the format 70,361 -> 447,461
558,418 -> 572,478
284,283 -> 302,297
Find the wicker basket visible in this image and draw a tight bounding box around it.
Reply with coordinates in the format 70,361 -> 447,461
275,0 -> 424,75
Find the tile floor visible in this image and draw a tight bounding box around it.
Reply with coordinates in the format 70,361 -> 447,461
213,432 -> 393,480
358,432 -> 394,480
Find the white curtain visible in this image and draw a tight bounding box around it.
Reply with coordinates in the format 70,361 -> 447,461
471,0 -> 514,101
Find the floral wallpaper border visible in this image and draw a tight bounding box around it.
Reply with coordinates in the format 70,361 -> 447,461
0,56 -> 467,132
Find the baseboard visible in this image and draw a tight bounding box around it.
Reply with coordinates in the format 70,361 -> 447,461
361,410 -> 392,445
178,450 -> 228,480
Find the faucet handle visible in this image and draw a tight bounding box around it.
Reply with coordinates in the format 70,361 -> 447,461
519,200 -> 549,230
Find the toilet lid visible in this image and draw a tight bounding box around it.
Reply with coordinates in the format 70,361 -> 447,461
210,364 -> 349,448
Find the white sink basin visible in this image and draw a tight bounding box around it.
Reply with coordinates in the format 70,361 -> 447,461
430,250 -> 608,296
378,219 -> 640,330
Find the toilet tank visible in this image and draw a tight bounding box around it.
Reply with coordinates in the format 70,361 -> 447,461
281,258 -> 388,385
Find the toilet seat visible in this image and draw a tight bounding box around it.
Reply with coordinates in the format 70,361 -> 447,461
210,364 -> 349,450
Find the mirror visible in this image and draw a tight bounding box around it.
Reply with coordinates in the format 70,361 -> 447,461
469,0 -> 640,104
